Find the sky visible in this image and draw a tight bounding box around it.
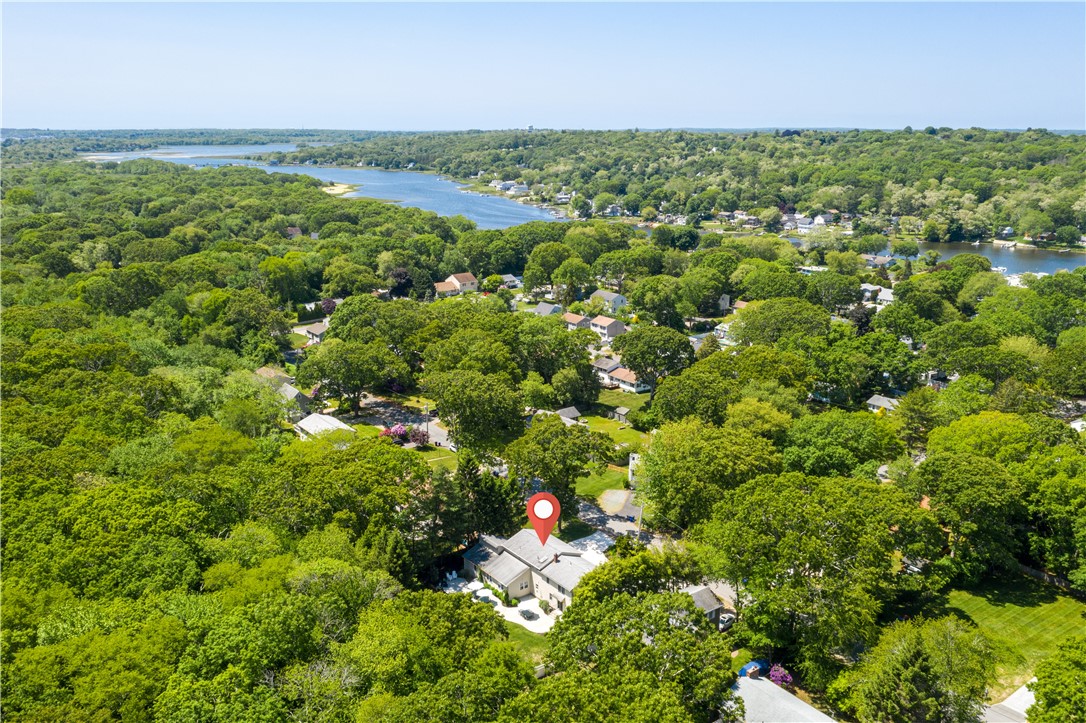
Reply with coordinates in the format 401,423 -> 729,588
3,2 -> 1084,131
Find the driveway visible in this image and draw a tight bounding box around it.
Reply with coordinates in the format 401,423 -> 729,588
354,398 -> 450,447
441,576 -> 555,633
577,499 -> 665,549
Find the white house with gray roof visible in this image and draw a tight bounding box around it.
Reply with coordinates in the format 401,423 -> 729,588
462,529 -> 608,612
590,289 -> 628,314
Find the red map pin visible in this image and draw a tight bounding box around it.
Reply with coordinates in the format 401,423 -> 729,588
526,492 -> 561,546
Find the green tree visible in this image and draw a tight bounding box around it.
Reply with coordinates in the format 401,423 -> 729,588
505,414 -> 611,523
627,275 -> 693,329
611,326 -> 695,401
731,298 -> 831,345
1029,635 -> 1086,723
639,418 -> 782,529
424,371 -> 523,452
831,616 -> 994,723
297,338 -> 412,413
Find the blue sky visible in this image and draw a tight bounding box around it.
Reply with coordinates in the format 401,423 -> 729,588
3,2 -> 1084,130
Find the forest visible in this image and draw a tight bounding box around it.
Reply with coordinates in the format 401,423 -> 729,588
1,146 -> 1084,722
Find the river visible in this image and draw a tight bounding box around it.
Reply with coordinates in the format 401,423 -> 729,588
83,145 -> 561,230
85,146 -> 1082,273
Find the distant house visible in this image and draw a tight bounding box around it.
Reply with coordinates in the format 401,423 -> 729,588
509,184 -> 530,195
297,321 -> 328,344
716,293 -> 731,313
255,366 -> 291,387
278,382 -> 310,422
860,283 -> 894,305
285,226 -> 304,239
447,273 -> 479,293
433,281 -> 458,298
680,584 -> 724,627
1070,418 -> 1085,434
555,191 -> 572,204
860,254 -> 894,268
602,203 -> 623,217
590,315 -> 627,343
729,677 -> 835,723
590,290 -> 628,314
462,529 -> 607,612
295,413 -> 356,440
815,213 -> 834,226
866,394 -> 900,414
532,302 -> 563,316
796,217 -> 816,234
563,312 -> 590,330
998,226 -> 1015,239
608,367 -> 650,394
500,274 -> 523,289
732,300 -> 749,310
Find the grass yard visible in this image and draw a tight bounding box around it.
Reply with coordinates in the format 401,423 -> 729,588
415,446 -> 458,472
944,575 -> 1086,700
351,424 -> 382,439
380,392 -> 437,412
582,415 -> 647,447
503,621 -> 549,664
595,388 -> 650,415
287,333 -> 309,350
553,518 -> 595,543
576,466 -> 628,500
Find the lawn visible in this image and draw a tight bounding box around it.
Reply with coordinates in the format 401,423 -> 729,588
287,333 -> 309,350
380,392 -> 436,412
503,620 -> 549,664
944,575 -> 1086,700
582,415 -> 647,447
595,388 -> 650,414
576,466 -> 628,500
553,518 -> 595,543
415,446 -> 458,472
351,424 -> 382,439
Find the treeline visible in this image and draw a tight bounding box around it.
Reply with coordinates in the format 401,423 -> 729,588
0,129 -> 393,165
2,157 -> 1085,720
262,127 -> 1086,243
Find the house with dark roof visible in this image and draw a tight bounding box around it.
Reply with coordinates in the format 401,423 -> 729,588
590,289 -> 628,314
531,302 -> 563,316
462,529 -> 608,612
680,584 -> 724,627
278,382 -> 310,422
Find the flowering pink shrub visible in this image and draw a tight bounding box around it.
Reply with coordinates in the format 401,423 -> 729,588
409,427 -> 429,445
390,424 -> 407,438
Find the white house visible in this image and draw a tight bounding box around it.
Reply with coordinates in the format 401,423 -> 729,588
500,274 -> 523,289
592,356 -> 622,384
447,273 -> 479,293
608,367 -> 651,393
462,529 -> 607,612
294,413 -> 356,440
860,283 -> 895,306
590,290 -> 628,314
590,315 -> 627,343
433,281 -> 458,298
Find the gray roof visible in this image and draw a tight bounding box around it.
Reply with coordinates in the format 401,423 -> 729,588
464,534 -> 502,566
533,302 -> 562,315
592,356 -> 621,372
591,289 -> 624,302
556,406 -> 581,419
295,413 -> 355,437
730,677 -> 835,722
680,584 -> 722,613
614,406 -> 630,415
278,382 -> 307,402
866,394 -> 899,410
480,552 -> 531,587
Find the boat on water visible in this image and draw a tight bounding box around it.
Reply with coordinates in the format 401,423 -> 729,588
971,240 -> 981,246
992,266 -> 1009,273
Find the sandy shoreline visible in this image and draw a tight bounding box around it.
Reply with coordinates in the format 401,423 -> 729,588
321,182 -> 356,195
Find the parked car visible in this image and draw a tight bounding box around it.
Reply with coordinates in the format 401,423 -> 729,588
519,609 -> 537,620
719,612 -> 736,632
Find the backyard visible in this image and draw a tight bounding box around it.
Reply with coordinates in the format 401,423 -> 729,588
503,620 -> 549,664
944,575 -> 1086,700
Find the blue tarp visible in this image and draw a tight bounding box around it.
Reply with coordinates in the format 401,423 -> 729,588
738,659 -> 771,678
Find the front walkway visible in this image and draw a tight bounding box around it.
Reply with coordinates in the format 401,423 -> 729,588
441,576 -> 556,633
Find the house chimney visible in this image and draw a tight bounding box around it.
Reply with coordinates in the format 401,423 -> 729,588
553,553 -> 559,564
